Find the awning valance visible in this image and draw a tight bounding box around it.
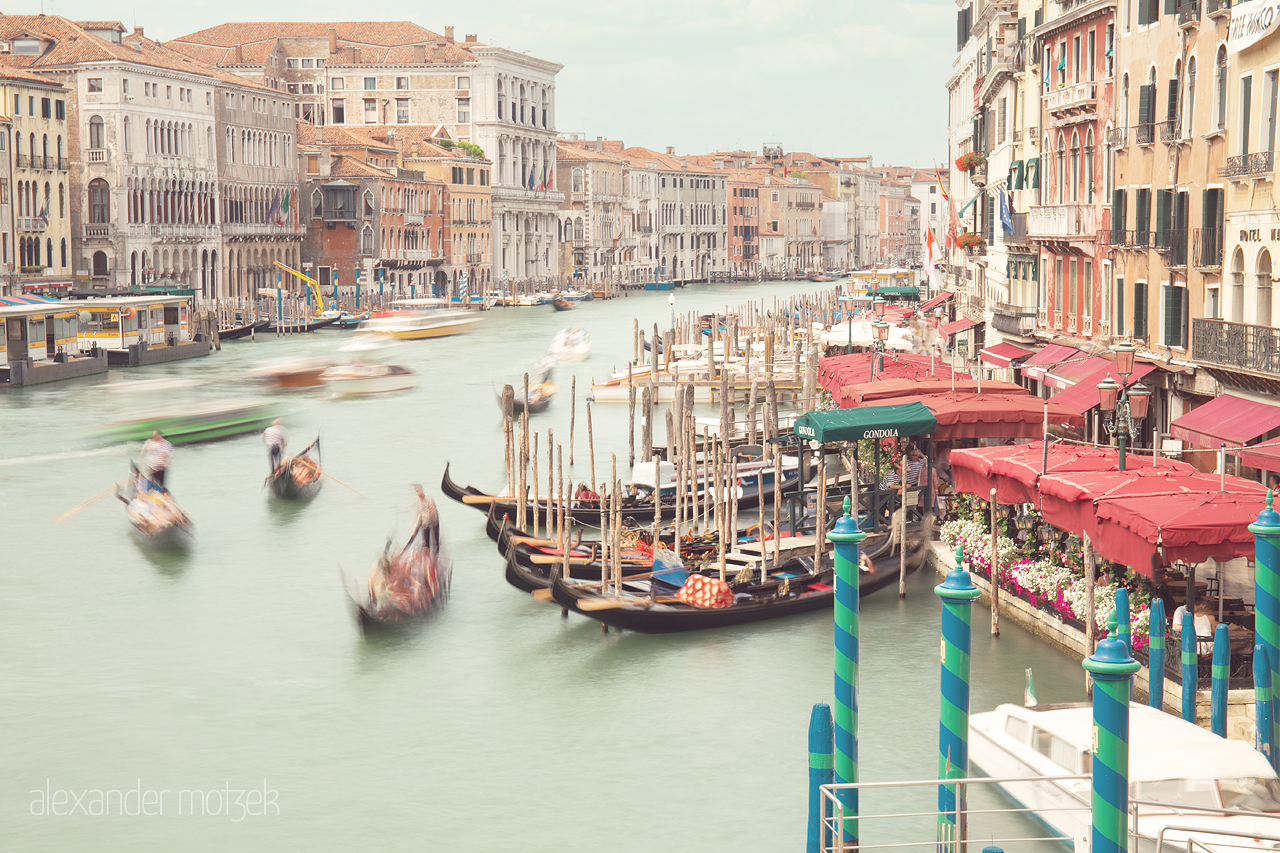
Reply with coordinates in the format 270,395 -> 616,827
1169,394 -> 1280,450
793,402 -> 938,443
940,318 -> 980,336
1020,344 -> 1084,382
919,291 -> 954,312
979,342 -> 1034,367
1045,361 -> 1156,415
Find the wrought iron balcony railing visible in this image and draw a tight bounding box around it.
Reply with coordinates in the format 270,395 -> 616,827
1156,229 -> 1188,266
1206,0 -> 1231,17
1221,151 -> 1274,177
1193,317 -> 1280,377
1178,0 -> 1200,27
1135,123 -> 1156,145
1192,227 -> 1223,268
1159,120 -> 1179,141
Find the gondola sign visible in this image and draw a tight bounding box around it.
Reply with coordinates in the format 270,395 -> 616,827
1229,0 -> 1280,54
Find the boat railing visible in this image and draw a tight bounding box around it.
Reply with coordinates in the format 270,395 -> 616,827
1152,822 -> 1280,853
818,774 -> 1090,853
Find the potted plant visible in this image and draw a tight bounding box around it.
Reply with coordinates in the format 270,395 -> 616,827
954,153 -> 987,172
957,232 -> 985,251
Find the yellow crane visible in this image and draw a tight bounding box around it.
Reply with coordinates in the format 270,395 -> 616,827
273,261 -> 327,313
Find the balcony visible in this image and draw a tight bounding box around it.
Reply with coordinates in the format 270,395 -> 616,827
794,201 -> 816,209
1135,123 -> 1156,145
15,154 -> 28,168
1220,151 -> 1274,178
1192,227 -> 1223,268
992,302 -> 1037,337
1206,0 -> 1231,17
466,253 -> 482,263
634,225 -> 653,234
1108,127 -> 1128,148
1193,318 -> 1280,378
85,224 -> 111,239
58,157 -> 68,170
87,148 -> 108,163
1159,120 -> 1178,142
17,217 -> 45,233
1156,229 -> 1188,267
1109,229 -> 1153,249
1028,204 -> 1095,240
1046,82 -> 1097,119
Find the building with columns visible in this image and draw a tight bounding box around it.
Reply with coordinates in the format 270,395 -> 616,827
555,138 -> 627,286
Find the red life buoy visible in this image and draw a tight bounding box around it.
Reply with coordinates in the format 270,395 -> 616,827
121,307 -> 136,319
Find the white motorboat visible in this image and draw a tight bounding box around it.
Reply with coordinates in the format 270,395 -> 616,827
970,702 -> 1280,853
355,299 -> 482,340
321,363 -> 418,396
549,328 -> 591,363
247,356 -> 332,388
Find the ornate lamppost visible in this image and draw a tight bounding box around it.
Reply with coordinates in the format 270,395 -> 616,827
1096,341 -> 1151,472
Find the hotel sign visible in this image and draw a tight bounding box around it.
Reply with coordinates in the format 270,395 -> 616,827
1229,0 -> 1280,54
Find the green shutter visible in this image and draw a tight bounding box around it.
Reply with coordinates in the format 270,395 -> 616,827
1138,85 -> 1154,126
1116,279 -> 1126,337
1242,75 -> 1254,156
1028,157 -> 1039,188
1164,284 -> 1175,346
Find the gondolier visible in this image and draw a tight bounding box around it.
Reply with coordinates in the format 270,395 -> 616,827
141,430 -> 173,490
414,484 -> 440,552
263,419 -> 288,470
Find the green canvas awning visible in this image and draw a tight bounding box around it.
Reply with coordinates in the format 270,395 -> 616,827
793,402 -> 938,443
876,286 -> 924,296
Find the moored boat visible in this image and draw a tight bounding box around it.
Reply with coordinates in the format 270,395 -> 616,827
266,438 -> 323,499
969,702 -> 1280,853
218,319 -> 269,340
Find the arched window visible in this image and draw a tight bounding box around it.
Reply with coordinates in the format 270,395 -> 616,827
59,238 -> 66,268
41,133 -> 47,163
1216,46 -> 1228,130
361,225 -> 374,255
574,217 -> 583,241
572,169 -> 583,194
497,79 -> 505,120
89,178 -> 110,223
130,251 -> 138,286
312,190 -> 322,218
46,238 -> 52,266
1056,134 -> 1066,202
88,115 -> 104,149
1084,128 -> 1095,203
1258,248 -> 1273,326
92,251 -> 107,277
364,191 -> 374,217
1121,74 -> 1130,129
1070,131 -> 1081,202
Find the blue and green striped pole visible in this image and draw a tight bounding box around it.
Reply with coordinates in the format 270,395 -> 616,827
807,703 -> 834,853
1249,491 -> 1280,764
1116,587 -> 1131,654
936,545 -> 982,851
1210,624 -> 1229,737
827,496 -> 866,843
1082,638 -> 1141,853
1255,644 -> 1277,771
1148,598 -> 1165,710
1181,612 -> 1198,722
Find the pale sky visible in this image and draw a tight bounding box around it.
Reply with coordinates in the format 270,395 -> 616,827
47,0 -> 954,167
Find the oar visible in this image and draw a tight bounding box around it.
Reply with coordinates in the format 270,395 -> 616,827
462,494 -> 501,505
577,595 -> 680,611
56,482 -> 122,523
322,471 -> 367,498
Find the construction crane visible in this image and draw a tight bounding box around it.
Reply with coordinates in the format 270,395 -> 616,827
273,261 -> 327,312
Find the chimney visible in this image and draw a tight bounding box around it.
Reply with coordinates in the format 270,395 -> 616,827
445,26 -> 454,42
465,34 -> 477,43
413,43 -> 426,63
133,25 -> 143,38
351,47 -> 361,64
596,136 -> 603,151
319,144 -> 332,178
328,27 -> 337,54
665,146 -> 674,155
680,158 -> 687,171
235,44 -> 243,64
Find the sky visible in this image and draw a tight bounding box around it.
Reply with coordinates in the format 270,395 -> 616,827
44,0 -> 955,168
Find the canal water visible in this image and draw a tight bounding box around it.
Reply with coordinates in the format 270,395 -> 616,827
0,281 -> 1086,851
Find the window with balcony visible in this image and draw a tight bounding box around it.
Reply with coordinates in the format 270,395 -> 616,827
1258,249 -> 1274,326
1231,247 -> 1246,322
1241,74 -> 1254,155
89,178 -> 110,223
88,115 -> 104,150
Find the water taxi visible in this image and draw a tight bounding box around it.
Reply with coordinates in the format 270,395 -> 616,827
355,299 -> 482,340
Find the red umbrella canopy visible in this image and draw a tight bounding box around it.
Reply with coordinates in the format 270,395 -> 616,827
1093,488 -> 1266,571
840,378 -> 1024,407
1037,468 -> 1225,539
879,392 -> 1082,441
818,353 -> 956,401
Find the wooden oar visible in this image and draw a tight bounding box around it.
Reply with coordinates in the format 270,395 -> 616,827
56,482 -> 122,523
322,471 -> 367,498
461,494 -> 501,505
577,595 -> 680,611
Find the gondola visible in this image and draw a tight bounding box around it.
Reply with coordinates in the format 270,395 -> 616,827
260,316 -> 340,334
442,461 -> 807,526
116,464 -> 194,550
351,522 -> 450,628
266,437 -> 323,500
551,296 -> 573,311
549,537 -> 928,634
218,319 -> 269,340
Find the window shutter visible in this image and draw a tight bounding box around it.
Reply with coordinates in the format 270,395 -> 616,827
1138,85 -> 1154,125
1163,284 -> 1175,345
1167,79 -> 1178,122
1138,0 -> 1149,26
1017,16 -> 1026,40
1180,284 -> 1189,348
1028,157 -> 1039,188
1242,75 -> 1254,155
1164,0 -> 1176,15
1111,189 -> 1125,241
1116,279 -> 1126,336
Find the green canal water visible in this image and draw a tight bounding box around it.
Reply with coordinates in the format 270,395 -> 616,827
0,281 -> 1086,851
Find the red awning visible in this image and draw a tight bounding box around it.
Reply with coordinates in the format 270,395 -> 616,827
919,291 -> 954,312
840,377 -> 1024,407
877,391 -> 1083,440
1094,490 -> 1265,569
1043,355 -> 1113,391
817,353 -> 957,407
1169,394 -> 1280,449
940,318 -> 979,336
1239,442 -> 1280,472
1038,469 -> 1228,544
1020,344 -> 1085,382
1044,360 -> 1156,415
979,342 -> 1035,368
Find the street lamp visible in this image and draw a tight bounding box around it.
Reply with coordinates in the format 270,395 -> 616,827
1097,342 -> 1151,471
873,295 -> 887,319
869,318 -> 890,381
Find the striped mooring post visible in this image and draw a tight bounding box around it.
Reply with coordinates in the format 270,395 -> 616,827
1147,598 -> 1165,710
1116,586 -> 1132,654
1210,624 -> 1230,737
1181,611 -> 1197,723
827,496 -> 866,843
1249,491 -> 1280,763
1254,644 -> 1277,771
806,703 -> 834,853
1081,637 -> 1141,853
935,544 -> 982,852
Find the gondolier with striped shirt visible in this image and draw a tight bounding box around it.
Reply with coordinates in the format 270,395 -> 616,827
263,419 -> 288,471
141,430 -> 173,490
